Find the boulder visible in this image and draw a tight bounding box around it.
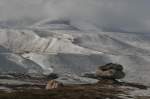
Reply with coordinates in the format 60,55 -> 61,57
96,63 -> 125,79
98,63 -> 123,71
45,80 -> 63,90
47,73 -> 59,80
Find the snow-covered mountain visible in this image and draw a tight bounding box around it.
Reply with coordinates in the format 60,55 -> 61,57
0,19 -> 150,85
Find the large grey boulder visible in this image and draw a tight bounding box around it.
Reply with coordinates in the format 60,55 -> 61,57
96,63 -> 125,79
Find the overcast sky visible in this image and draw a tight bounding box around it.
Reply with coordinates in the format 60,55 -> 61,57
0,0 -> 150,33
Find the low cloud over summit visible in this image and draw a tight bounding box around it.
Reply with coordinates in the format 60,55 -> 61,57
0,0 -> 150,33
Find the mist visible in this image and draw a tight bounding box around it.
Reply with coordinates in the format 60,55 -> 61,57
0,0 -> 150,33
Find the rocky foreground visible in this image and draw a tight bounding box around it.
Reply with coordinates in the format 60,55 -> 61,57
0,79 -> 150,99
0,63 -> 150,99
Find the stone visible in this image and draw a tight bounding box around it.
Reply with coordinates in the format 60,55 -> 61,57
47,73 -> 59,80
96,63 -> 125,79
45,80 -> 63,90
98,63 -> 123,71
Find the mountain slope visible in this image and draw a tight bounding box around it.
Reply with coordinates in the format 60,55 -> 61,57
0,20 -> 150,85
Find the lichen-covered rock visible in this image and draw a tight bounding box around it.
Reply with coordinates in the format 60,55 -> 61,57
96,63 -> 125,79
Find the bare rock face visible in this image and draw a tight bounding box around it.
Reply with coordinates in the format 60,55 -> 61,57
96,63 -> 125,79
45,80 -> 63,90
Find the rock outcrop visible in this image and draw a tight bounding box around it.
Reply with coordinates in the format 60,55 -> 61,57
96,63 -> 125,79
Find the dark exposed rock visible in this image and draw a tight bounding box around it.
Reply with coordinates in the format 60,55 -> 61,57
96,63 -> 125,79
46,73 -> 59,80
82,63 -> 125,80
98,63 -> 123,71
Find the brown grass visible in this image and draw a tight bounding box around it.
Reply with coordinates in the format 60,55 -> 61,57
0,84 -> 124,99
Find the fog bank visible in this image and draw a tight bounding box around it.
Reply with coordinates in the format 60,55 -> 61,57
0,0 -> 150,33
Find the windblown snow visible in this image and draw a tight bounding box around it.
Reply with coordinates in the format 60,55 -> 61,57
0,20 -> 150,85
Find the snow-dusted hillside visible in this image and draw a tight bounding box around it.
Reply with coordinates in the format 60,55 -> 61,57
0,20 -> 150,85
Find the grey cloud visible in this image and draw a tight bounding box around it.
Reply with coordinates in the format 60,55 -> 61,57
0,0 -> 150,33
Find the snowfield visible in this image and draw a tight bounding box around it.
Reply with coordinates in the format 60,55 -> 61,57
0,20 -> 150,85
